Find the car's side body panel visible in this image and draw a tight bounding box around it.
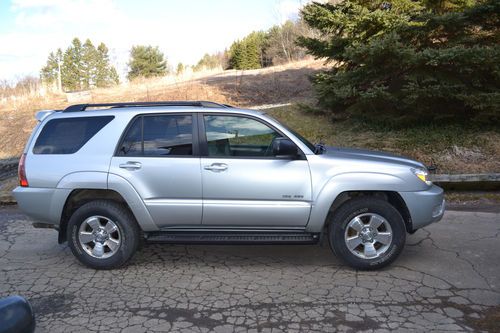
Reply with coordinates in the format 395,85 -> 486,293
200,158 -> 312,226
109,157 -> 203,228
107,173 -> 159,231
57,172 -> 108,190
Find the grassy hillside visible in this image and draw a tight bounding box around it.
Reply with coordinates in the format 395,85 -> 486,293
0,59 -> 322,159
267,105 -> 500,174
0,59 -> 498,174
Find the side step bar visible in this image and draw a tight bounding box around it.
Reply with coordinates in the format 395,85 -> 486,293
145,231 -> 320,245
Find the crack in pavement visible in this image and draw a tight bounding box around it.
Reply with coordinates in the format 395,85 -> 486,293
0,206 -> 499,332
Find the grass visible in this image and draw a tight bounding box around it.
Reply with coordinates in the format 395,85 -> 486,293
0,58 -> 498,173
0,177 -> 17,204
445,191 -> 500,203
0,59 -> 325,160
266,104 -> 500,174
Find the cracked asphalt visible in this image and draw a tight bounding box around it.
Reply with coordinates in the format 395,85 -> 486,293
0,206 -> 499,333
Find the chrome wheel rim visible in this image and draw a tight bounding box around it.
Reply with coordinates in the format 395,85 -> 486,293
78,215 -> 121,259
344,213 -> 393,259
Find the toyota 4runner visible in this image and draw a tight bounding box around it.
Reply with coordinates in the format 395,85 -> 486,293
13,101 -> 445,270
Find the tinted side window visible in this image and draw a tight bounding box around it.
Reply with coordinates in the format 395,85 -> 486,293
204,115 -> 280,157
119,117 -> 142,156
33,116 -> 114,154
118,115 -> 193,156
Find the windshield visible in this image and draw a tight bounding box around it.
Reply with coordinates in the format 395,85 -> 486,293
264,114 -> 316,152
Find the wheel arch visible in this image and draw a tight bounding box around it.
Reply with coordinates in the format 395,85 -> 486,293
322,191 -> 413,233
308,190 -> 414,233
307,172 -> 416,233
58,189 -> 134,244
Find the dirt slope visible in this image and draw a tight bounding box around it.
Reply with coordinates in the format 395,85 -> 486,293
0,59 -> 325,160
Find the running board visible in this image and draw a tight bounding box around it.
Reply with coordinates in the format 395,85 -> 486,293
145,231 -> 320,245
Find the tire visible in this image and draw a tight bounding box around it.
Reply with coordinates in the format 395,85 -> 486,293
67,200 -> 140,269
328,197 -> 406,270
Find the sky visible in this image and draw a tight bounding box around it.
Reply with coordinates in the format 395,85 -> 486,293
0,0 -> 310,82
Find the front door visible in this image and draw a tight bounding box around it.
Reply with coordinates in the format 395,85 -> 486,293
200,114 -> 312,227
109,113 -> 202,228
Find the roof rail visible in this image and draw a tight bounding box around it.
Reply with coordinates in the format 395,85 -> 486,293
63,101 -> 232,112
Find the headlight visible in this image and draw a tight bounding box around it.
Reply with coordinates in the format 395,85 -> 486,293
411,168 -> 432,185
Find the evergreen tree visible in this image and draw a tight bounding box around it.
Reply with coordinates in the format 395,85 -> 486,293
226,21 -> 311,70
62,38 -> 83,91
41,39 -> 119,91
109,67 -> 120,86
127,45 -> 167,80
81,39 -> 98,89
298,0 -> 499,124
95,42 -> 119,87
228,32 -> 268,70
245,31 -> 267,69
40,49 -> 62,86
229,41 -> 244,69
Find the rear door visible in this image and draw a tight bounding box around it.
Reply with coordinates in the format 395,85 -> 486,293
109,113 -> 202,228
199,113 -> 312,227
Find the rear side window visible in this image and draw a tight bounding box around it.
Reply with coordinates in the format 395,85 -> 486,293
118,115 -> 193,156
33,116 -> 114,154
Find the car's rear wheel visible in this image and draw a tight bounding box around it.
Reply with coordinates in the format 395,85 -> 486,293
328,197 -> 406,270
67,200 -> 140,269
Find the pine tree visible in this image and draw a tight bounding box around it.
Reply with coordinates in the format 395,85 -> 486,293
40,52 -> 59,84
41,38 -> 119,91
229,41 -> 244,69
109,67 -> 120,85
40,48 -> 63,90
127,45 -> 167,80
298,0 -> 499,124
62,38 -> 83,91
228,32 -> 269,70
95,42 -> 119,87
245,32 -> 266,69
81,39 -> 98,89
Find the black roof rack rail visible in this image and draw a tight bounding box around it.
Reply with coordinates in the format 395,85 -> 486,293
63,101 -> 233,112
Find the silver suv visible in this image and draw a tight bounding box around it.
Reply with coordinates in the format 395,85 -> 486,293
13,101 -> 445,270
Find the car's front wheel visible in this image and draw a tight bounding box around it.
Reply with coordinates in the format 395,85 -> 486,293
67,200 -> 140,269
328,197 -> 406,270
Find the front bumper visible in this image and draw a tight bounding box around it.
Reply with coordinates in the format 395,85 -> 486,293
399,185 -> 445,231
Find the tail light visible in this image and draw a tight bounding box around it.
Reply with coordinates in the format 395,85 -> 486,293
18,153 -> 29,187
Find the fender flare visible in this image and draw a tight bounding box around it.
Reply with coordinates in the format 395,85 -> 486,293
107,173 -> 159,232
56,172 -> 158,233
306,172 -> 409,232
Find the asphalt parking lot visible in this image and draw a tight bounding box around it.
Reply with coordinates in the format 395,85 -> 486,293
0,206 -> 499,333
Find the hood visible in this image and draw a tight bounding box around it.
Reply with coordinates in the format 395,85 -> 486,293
321,146 -> 426,170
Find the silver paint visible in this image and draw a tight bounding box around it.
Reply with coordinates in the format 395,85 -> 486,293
13,105 -> 444,236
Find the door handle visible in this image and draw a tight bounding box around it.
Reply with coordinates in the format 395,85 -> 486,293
204,163 -> 228,172
119,161 -> 142,170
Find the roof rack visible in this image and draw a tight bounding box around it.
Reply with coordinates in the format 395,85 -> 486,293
63,101 -> 232,112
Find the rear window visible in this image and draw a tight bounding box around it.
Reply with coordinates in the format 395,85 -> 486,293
33,116 -> 114,154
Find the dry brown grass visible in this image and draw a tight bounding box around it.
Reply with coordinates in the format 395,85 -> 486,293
0,59 -> 325,159
1,58 -> 498,175
268,105 -> 500,174
0,177 -> 17,204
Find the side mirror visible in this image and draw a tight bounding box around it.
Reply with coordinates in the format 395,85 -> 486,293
272,137 -> 299,158
0,296 -> 35,333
